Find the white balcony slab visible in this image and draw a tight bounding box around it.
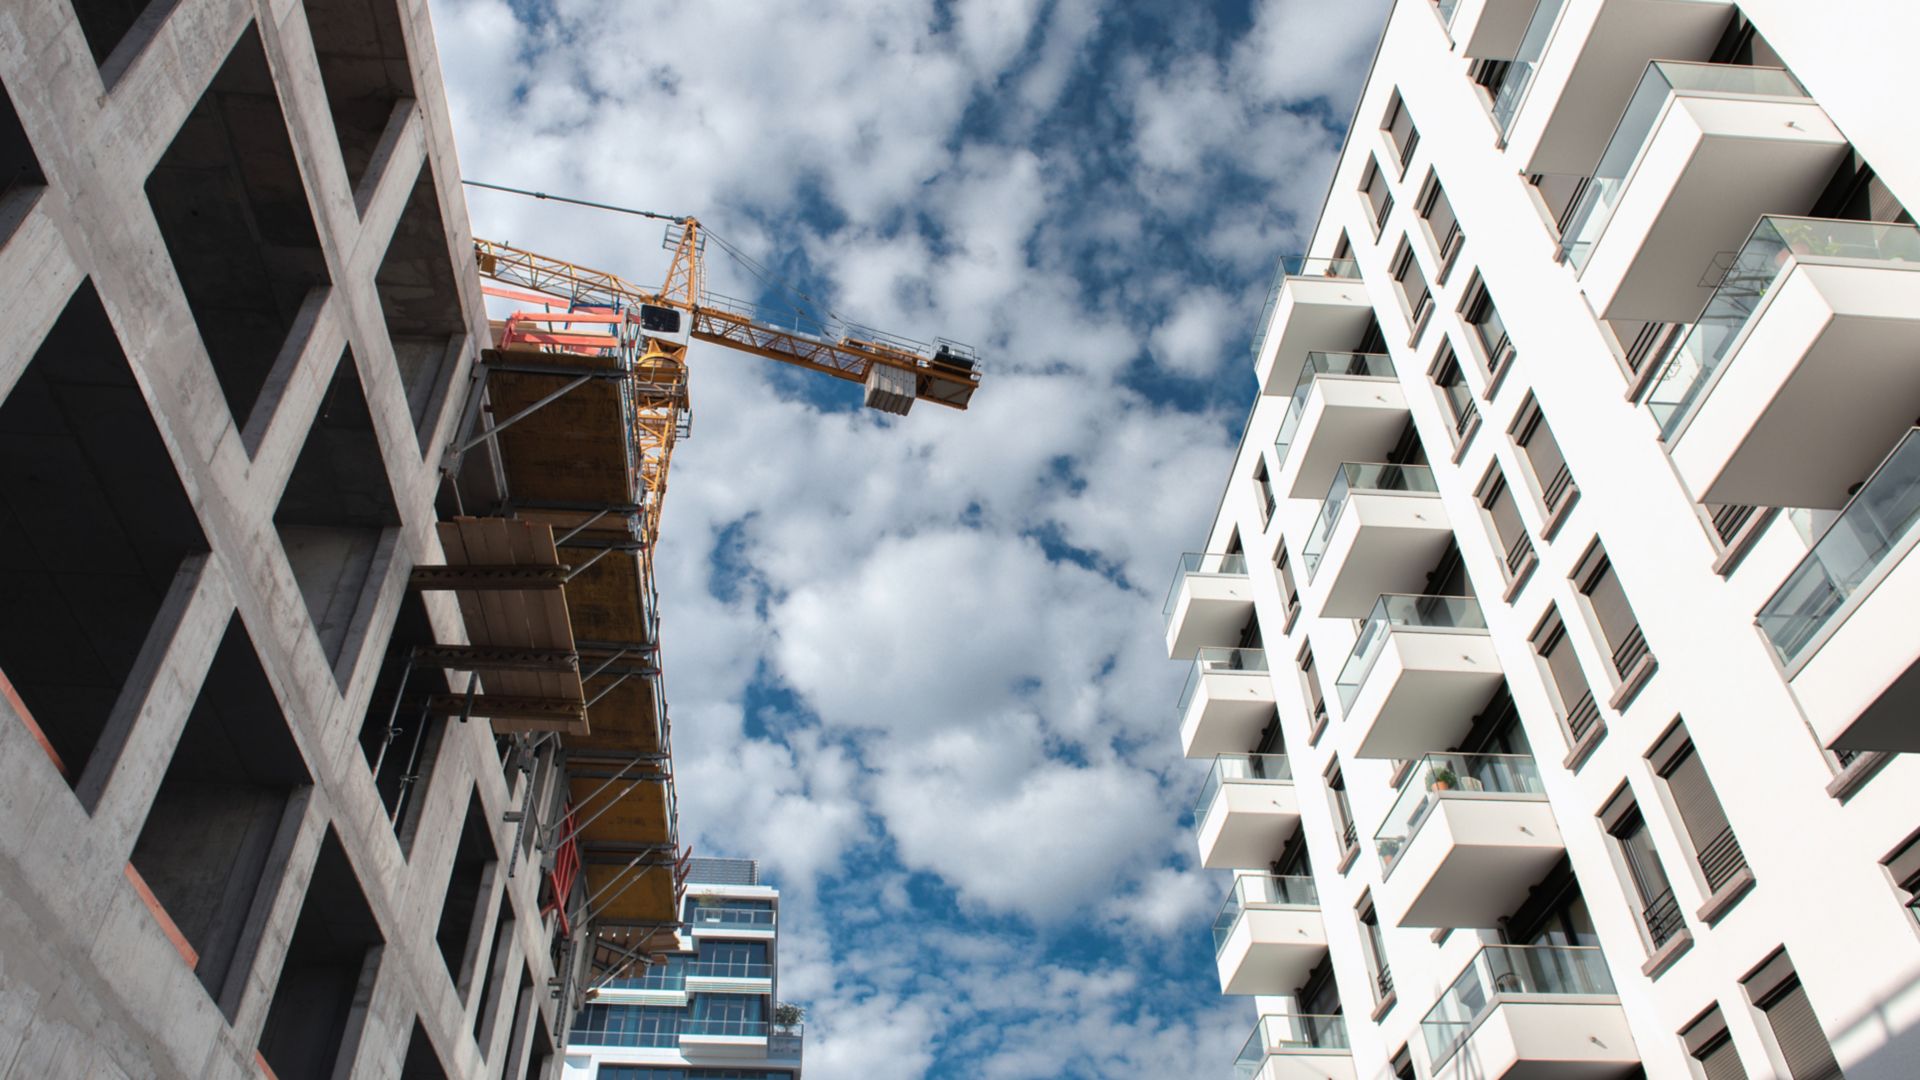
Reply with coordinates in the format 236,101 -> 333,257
1217,908 -> 1329,995
1788,540 -> 1920,753
1198,781 -> 1303,870
1310,494 -> 1453,619
1281,379 -> 1410,499
685,974 -> 773,995
1347,633 -> 1504,759
1580,94 -> 1846,324
1181,670 -> 1278,759
1166,572 -> 1255,660
1249,1052 -> 1359,1080
1449,0 -> 1537,58
1432,1001 -> 1640,1080
1379,796 -> 1565,929
1254,278 -> 1375,396
1512,0 -> 1734,176
1670,262 -> 1920,510
677,1033 -> 769,1057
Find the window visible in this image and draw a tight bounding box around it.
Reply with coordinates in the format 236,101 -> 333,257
1382,90 -> 1419,172
1431,342 -> 1479,443
1884,831 -> 1920,924
1477,463 -> 1535,591
1327,764 -> 1358,859
1600,788 -> 1685,951
1391,238 -> 1432,335
1253,457 -> 1277,525
1459,273 -> 1514,383
1276,548 -> 1301,630
1511,394 -> 1576,526
1416,170 -> 1463,272
1531,607 -> 1602,751
1572,542 -> 1652,683
1392,1047 -> 1416,1080
1621,320 -> 1684,389
1300,642 -> 1328,740
1743,951 -> 1844,1080
1361,156 -> 1394,232
1357,895 -> 1395,1005
1683,1006 -> 1751,1080
1648,722 -> 1750,899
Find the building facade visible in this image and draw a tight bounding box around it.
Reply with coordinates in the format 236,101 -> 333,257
562,858 -> 802,1080
1169,2 -> 1920,1078
0,0 -> 685,1077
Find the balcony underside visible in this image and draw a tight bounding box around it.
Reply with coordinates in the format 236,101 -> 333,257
1434,1001 -> 1640,1080
1790,547 -> 1920,753
1251,1052 -> 1359,1080
1581,95 -> 1847,324
1256,280 -> 1375,396
1514,0 -> 1734,176
1198,783 -> 1303,870
1451,0 -> 1536,58
1283,380 -> 1409,499
1217,908 -> 1329,995
1166,575 -> 1254,660
1347,634 -> 1503,760
1670,263 -> 1920,510
1380,798 -> 1565,929
1182,671 -> 1278,759
1311,495 -> 1452,618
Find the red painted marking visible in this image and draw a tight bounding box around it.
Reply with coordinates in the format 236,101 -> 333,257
124,862 -> 199,970
0,667 -> 67,780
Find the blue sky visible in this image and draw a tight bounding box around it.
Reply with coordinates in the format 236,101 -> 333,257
433,1 -> 1387,1075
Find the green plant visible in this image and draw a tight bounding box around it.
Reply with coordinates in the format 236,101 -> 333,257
773,1002 -> 806,1027
1427,764 -> 1459,790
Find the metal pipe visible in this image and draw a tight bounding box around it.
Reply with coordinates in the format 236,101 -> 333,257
455,372 -> 595,453
368,655 -> 415,781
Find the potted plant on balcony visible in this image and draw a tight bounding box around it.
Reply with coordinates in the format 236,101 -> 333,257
1426,764 -> 1459,792
773,1002 -> 805,1027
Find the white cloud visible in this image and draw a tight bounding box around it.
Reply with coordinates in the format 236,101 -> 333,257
1150,287 -> 1238,376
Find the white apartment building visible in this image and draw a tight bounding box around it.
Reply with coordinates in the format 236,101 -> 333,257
560,857 -> 802,1080
1167,2 -> 1920,1079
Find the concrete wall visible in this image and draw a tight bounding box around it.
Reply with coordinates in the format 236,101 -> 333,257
0,0 -> 565,1076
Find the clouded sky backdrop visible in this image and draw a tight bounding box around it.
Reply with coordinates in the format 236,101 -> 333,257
433,1 -> 1388,1075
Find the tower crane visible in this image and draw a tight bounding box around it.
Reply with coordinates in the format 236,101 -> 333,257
471,217 -> 981,546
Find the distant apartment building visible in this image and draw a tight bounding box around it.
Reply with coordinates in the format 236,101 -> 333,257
561,857 -> 802,1080
1,0 -> 686,1077
1167,2 -> 1920,1078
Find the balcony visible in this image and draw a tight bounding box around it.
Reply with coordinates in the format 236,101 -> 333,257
1423,945 -> 1639,1079
1759,429 -> 1920,751
1335,596 -> 1502,760
1194,754 -> 1300,870
1375,754 -> 1564,929
1164,552 -> 1253,660
1273,353 -> 1408,499
1232,1015 -> 1355,1080
1558,62 -> 1847,324
1300,464 -> 1451,618
1179,648 -> 1276,759
1213,875 -> 1327,995
1507,0 -> 1736,177
1251,258 -> 1373,399
689,904 -> 777,938
684,959 -> 773,995
1449,0 -> 1540,58
678,1018 -> 783,1057
1648,217 -> 1920,509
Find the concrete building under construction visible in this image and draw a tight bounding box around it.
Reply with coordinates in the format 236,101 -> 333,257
0,0 -> 701,1075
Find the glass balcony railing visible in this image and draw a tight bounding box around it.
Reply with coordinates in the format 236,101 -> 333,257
1273,352 -> 1397,470
681,1018 -> 774,1038
1178,648 -> 1269,716
1422,945 -> 1616,1068
685,960 -> 772,980
1162,551 -> 1249,625
1374,753 -> 1547,875
1433,0 -> 1460,27
1250,257 -> 1364,363
1758,428 -> 1920,666
1647,217 -> 1920,438
691,905 -> 777,929
1193,754 -> 1293,833
1487,0 -> 1568,134
1558,63 -> 1809,269
605,968 -> 686,992
1233,1014 -> 1351,1078
1335,595 -> 1488,712
1212,874 -> 1319,954
1300,463 -> 1440,578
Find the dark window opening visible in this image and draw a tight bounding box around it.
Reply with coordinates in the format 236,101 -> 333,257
1362,158 -> 1395,230
359,591 -> 449,848
257,829 -> 384,1080
1432,344 -> 1479,440
473,905 -> 514,1044
1417,170 -> 1462,265
1513,395 -> 1575,517
68,0 -> 182,71
129,618 -> 311,1011
1532,608 -> 1601,747
438,794 -> 499,995
302,0 -> 417,193
375,161 -> 468,451
399,1019 -> 449,1080
1,78 -> 45,203
144,25 -> 330,429
0,281 -> 209,794
1573,543 -> 1650,679
1391,239 -> 1432,330
1479,465 -> 1535,585
1601,792 -> 1683,949
1383,91 -> 1420,169
1649,723 -> 1748,894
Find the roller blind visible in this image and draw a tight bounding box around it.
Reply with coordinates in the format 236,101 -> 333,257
1759,978 -> 1844,1080
1660,740 -> 1747,891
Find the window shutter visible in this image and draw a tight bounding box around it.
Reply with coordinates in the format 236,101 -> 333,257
1760,978 -> 1844,1080
1660,742 -> 1747,891
1683,1008 -> 1749,1080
